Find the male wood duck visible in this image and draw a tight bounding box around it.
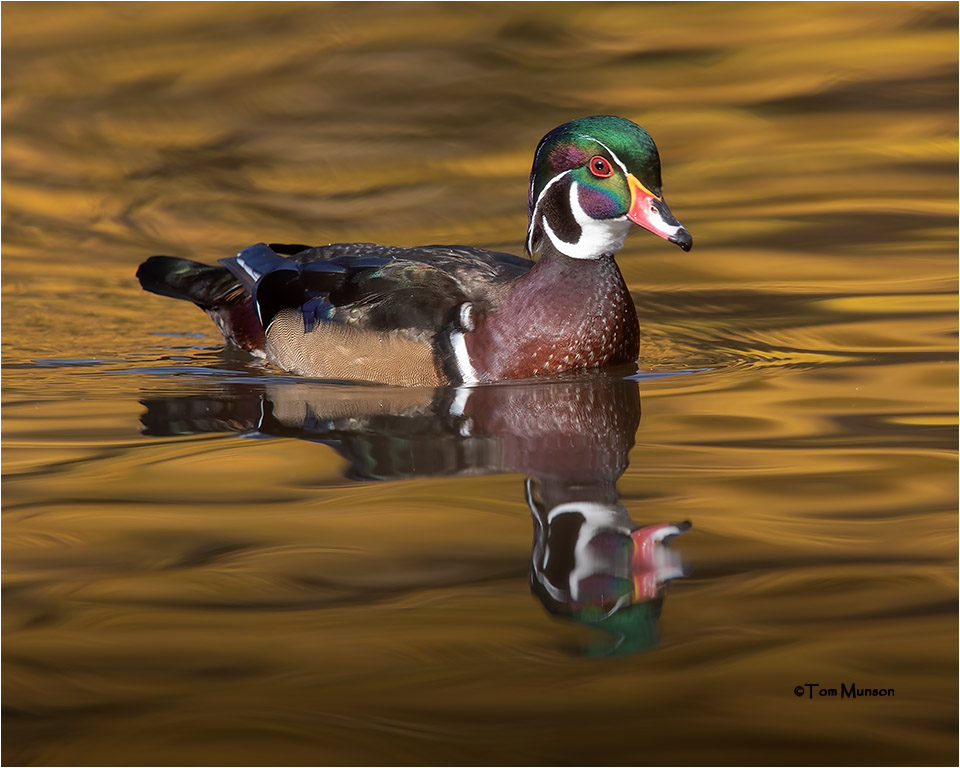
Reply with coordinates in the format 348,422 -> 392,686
137,115 -> 692,386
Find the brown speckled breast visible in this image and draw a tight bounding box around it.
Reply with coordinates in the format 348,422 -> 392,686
465,253 -> 639,381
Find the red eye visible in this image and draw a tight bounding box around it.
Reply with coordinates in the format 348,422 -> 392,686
588,155 -> 613,178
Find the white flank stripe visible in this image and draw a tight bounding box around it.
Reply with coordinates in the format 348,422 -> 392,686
450,330 -> 479,385
448,385 -> 472,418
459,302 -> 475,331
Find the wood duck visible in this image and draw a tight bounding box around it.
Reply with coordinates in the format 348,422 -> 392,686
137,115 -> 692,386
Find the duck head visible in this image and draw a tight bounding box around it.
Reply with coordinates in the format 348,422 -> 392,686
526,115 -> 692,259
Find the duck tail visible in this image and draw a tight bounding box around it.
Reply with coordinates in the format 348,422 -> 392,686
137,255 -> 265,352
137,255 -> 246,308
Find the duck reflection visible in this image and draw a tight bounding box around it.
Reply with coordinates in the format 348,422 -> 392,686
140,372 -> 689,655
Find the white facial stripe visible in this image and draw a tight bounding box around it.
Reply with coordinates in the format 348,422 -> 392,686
545,501 -> 628,602
585,133 -> 678,236
577,134 -> 630,177
583,133 -> 679,236
541,181 -> 631,260
533,570 -> 566,602
527,168 -> 571,253
449,330 -> 479,385
529,135 -> 626,244
530,136 -> 640,259
546,501 -> 629,529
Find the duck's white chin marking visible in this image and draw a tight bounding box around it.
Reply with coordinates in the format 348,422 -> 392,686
542,181 -> 631,260
546,501 -> 628,601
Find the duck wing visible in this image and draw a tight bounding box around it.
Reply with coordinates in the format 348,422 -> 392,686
224,242 -> 533,342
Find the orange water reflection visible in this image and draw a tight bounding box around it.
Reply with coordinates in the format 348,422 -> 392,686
138,373 -> 690,657
2,1 -> 956,765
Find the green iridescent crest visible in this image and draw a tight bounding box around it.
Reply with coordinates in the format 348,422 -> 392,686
527,115 -> 663,221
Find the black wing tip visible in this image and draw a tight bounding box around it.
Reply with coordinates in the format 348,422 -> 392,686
136,255 -> 243,308
136,255 -> 192,297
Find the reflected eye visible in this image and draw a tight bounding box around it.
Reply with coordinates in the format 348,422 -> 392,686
588,155 -> 613,178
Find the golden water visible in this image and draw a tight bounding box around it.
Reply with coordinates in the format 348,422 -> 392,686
2,2 -> 957,765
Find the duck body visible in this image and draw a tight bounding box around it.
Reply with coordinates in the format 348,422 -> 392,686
137,115 -> 691,386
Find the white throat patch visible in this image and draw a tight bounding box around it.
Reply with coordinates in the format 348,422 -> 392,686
541,180 -> 631,260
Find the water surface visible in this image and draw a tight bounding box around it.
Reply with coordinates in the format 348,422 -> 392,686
2,3 -> 957,765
